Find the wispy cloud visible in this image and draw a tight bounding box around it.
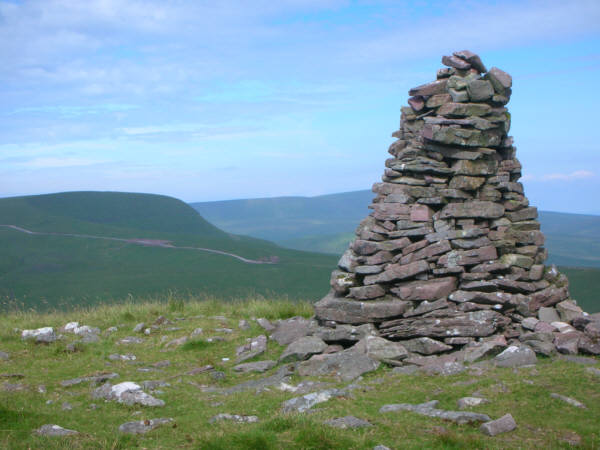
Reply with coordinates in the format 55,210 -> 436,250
522,170 -> 595,182
8,104 -> 138,117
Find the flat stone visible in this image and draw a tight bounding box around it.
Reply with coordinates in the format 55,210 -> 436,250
408,96 -> 425,112
526,340 -> 556,356
392,365 -> 419,375
487,67 -> 512,95
312,323 -> 377,344
314,293 -> 409,324
364,260 -> 429,284
438,246 -> 498,267
353,335 -> 408,362
391,277 -> 456,301
440,201 -> 504,219
452,159 -> 499,176
271,318 -> 312,346
324,416 -> 372,429
494,345 -> 536,367
209,413 -> 259,423
556,301 -> 584,323
437,102 -> 492,117
34,424 -> 79,436
61,372 -> 119,387
402,337 -> 452,355
480,413 -> 517,436
92,381 -> 165,407
442,54 -> 471,69
421,361 -> 466,376
117,336 -> 144,345
22,327 -> 56,344
550,393 -> 586,409
403,298 -> 450,318
236,335 -> 267,363
0,351 -> 9,360
539,307 -> 560,323
426,93 -> 452,108
449,176 -> 485,190
399,240 -> 452,264
463,335 -> 507,362
279,336 -> 328,363
458,396 -> 488,409
233,360 -> 277,373
224,364 -> 295,394
448,290 -> 511,305
165,336 -> 188,348
297,348 -> 380,381
380,310 -> 502,339
256,318 -> 276,332
409,79 -> 448,97
521,317 -> 539,331
453,50 -> 487,73
466,79 -> 494,101
348,285 -> 385,300
281,388 -> 346,413
554,331 -> 581,355
119,418 -> 173,434
380,400 -> 490,424
579,335 -> 600,355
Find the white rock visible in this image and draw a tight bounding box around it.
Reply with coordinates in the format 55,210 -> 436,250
64,322 -> 79,332
111,382 -> 142,398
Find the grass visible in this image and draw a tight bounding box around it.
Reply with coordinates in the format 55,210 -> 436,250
0,296 -> 598,449
0,192 -> 338,311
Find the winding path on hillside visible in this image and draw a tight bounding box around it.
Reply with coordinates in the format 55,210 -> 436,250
0,224 -> 276,265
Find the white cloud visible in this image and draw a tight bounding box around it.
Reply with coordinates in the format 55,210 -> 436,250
348,0 -> 600,63
523,170 -> 595,182
19,156 -> 107,169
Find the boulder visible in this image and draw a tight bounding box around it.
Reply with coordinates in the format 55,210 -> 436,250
314,293 -> 409,324
279,336 -> 328,363
236,335 -> 267,363
494,345 -> 536,367
297,349 -> 380,381
480,413 -> 517,436
353,335 -> 408,362
271,318 -> 312,346
401,337 -> 452,355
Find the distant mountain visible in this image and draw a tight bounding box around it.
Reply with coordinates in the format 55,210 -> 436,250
191,190 -> 600,268
0,192 -> 337,310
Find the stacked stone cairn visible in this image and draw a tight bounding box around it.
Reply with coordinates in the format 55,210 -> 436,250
315,50 -> 600,359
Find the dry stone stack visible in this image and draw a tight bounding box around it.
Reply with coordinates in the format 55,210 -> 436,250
315,50 -> 599,357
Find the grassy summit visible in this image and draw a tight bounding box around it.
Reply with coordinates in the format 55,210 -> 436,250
0,297 -> 598,449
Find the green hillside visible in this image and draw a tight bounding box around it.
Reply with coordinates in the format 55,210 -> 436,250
0,192 -> 337,310
191,190 -> 374,242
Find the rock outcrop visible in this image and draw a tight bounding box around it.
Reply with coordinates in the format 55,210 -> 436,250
315,50 -> 598,358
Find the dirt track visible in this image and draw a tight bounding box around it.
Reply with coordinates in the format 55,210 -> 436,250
0,224 -> 276,265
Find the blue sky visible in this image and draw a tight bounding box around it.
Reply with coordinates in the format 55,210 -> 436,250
1,0 -> 599,214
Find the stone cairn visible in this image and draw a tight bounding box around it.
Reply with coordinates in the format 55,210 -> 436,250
315,50 -> 599,358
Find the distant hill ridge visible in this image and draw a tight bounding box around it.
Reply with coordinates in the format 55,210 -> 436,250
191,190 -> 600,268
2,191 -> 227,239
0,191 -> 338,309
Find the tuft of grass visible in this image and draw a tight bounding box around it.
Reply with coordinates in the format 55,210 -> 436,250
181,339 -> 212,351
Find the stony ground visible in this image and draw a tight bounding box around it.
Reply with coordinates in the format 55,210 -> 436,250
1,298 -> 598,449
